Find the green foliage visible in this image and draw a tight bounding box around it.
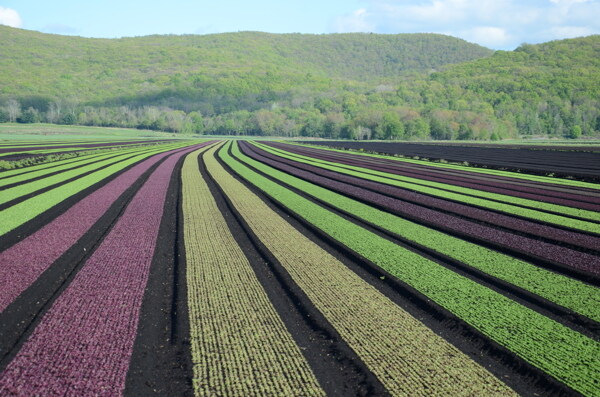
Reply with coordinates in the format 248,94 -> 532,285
0,25 -> 598,139
221,142 -> 600,397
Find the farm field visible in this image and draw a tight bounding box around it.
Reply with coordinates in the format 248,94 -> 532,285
0,137 -> 599,396
307,140 -> 600,181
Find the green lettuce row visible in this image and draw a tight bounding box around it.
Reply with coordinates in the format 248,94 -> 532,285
221,141 -> 600,397
0,143 -> 192,236
255,142 -> 600,233
289,142 -> 600,190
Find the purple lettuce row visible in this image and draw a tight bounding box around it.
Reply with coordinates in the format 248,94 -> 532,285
300,145 -> 600,197
248,144 -> 600,251
0,143 -> 207,396
0,140 -> 171,155
288,144 -> 600,205
0,144 -> 207,313
242,143 -> 600,275
267,143 -> 600,211
268,143 -> 600,206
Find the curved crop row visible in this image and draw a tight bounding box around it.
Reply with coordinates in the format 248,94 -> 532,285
0,143 -> 194,236
0,143 -> 199,396
206,144 -> 516,396
221,141 -> 600,396
270,143 -> 600,210
243,142 -> 600,275
0,144 -> 178,188
0,148 -> 127,181
236,142 -> 600,320
182,145 -> 323,396
256,142 -> 600,232
0,143 -> 209,313
0,143 -> 184,205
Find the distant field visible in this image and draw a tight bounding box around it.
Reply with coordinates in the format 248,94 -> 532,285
305,140 -> 600,181
0,132 -> 598,396
0,123 -> 186,140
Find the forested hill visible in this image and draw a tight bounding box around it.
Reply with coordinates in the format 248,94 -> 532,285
0,26 -> 491,102
0,26 -> 599,139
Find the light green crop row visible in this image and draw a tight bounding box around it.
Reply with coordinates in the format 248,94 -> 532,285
221,141 -> 600,396
255,142 -> 600,233
288,142 -> 600,190
207,144 -> 516,396
0,148 -> 125,179
0,143 -> 191,236
0,145 -> 174,188
234,143 -> 600,322
0,143 -> 186,205
182,145 -> 324,396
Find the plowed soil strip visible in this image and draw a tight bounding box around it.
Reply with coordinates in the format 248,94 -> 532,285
209,144 -> 516,396
265,142 -> 600,220
182,146 -> 324,396
291,142 -> 600,195
305,141 -> 600,180
243,142 -> 600,278
223,142 -> 600,396
0,144 -> 201,396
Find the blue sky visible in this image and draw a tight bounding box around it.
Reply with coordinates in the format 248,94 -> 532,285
1,0 -> 599,50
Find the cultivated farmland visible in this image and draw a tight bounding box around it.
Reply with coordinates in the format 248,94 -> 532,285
0,138 -> 598,396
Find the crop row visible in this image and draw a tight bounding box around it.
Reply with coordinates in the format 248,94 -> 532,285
182,144 -> 323,396
291,142 -> 600,193
0,139 -> 169,158
0,143 -> 206,313
0,144 -> 174,193
0,142 -> 193,236
243,142 -> 600,274
257,142 -> 600,233
272,143 -> 600,210
0,143 -> 204,395
205,143 -> 515,396
222,141 -> 600,396
306,141 -> 600,180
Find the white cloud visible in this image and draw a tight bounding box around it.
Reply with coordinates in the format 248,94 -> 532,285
461,26 -> 512,48
332,0 -> 600,49
333,8 -> 373,32
0,6 -> 22,28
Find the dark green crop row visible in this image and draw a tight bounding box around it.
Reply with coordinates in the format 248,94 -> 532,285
290,142 -> 600,190
255,142 -> 600,232
234,142 -> 600,322
220,141 -> 600,396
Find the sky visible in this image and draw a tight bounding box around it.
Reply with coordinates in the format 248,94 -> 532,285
0,0 -> 599,50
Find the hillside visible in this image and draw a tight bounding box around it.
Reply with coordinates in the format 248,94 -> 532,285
0,26 -> 598,139
0,26 -> 491,106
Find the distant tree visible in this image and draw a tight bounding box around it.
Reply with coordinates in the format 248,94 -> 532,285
569,125 -> 582,139
6,99 -> 21,123
17,107 -> 40,123
188,111 -> 204,134
60,112 -> 76,125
